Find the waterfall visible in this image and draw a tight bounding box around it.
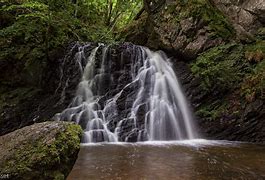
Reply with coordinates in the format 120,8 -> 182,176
54,43 -> 198,143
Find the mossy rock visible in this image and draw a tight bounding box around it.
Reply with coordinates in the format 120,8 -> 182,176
191,40 -> 264,98
191,43 -> 245,93
123,0 -> 235,59
191,40 -> 265,142
0,121 -> 82,180
191,40 -> 264,115
191,40 -> 265,94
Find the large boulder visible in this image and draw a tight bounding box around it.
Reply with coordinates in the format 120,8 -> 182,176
0,121 -> 82,180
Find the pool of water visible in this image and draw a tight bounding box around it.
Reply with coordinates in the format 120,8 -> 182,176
67,140 -> 265,180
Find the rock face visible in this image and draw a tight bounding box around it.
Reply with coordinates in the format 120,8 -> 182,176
212,0 -> 265,37
123,0 -> 264,58
0,121 -> 82,180
123,0 -> 235,60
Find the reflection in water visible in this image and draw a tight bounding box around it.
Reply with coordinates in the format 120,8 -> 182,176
68,140 -> 265,180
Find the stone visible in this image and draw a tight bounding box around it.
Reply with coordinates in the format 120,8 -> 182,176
212,0 -> 265,36
0,121 -> 82,180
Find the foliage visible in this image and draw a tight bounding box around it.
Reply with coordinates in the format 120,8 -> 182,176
241,60 -> 265,102
193,40 -> 265,121
0,0 -> 142,87
0,0 -> 80,86
241,40 -> 265,101
191,44 -> 245,93
86,0 -> 142,29
196,100 -> 229,121
192,41 -> 265,95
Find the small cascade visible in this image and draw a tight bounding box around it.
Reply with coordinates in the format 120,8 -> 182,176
54,43 -> 198,143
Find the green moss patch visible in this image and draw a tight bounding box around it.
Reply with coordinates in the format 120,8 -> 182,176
191,43 -> 245,93
192,40 -> 265,121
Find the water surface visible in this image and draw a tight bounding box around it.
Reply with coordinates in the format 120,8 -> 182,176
68,140 -> 265,180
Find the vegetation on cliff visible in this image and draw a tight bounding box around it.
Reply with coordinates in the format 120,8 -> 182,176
190,38 -> 265,142
121,0 -> 237,59
0,0 -> 142,86
192,40 -> 265,121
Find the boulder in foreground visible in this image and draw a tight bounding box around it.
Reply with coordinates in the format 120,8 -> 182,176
0,121 -> 82,180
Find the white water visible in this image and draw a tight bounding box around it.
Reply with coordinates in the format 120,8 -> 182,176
55,44 -> 198,143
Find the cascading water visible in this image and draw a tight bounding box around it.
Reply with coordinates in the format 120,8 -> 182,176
54,43 -> 198,143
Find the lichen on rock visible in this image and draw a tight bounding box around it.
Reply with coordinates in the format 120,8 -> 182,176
0,121 -> 82,180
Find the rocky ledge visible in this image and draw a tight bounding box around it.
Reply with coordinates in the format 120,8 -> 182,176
0,121 -> 82,180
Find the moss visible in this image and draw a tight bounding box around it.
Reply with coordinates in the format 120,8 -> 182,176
245,40 -> 265,52
240,41 -> 265,102
194,40 -> 265,121
191,43 -> 245,93
192,40 -> 265,93
257,27 -> 265,40
241,60 -> 265,101
1,123 -> 82,180
196,101 -> 229,121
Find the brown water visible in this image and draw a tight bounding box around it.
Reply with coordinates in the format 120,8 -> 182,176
67,140 -> 265,180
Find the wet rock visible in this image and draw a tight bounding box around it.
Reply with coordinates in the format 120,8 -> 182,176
0,121 -> 82,179
125,129 -> 139,142
243,99 -> 263,119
